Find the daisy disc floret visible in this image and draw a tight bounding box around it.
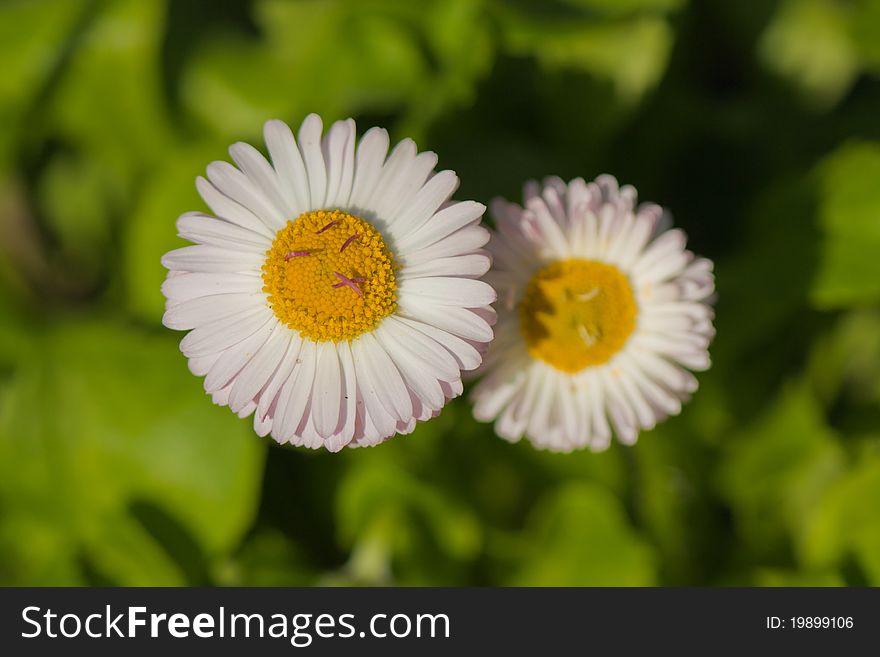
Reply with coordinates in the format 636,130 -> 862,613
161,114 -> 495,451
472,175 -> 715,452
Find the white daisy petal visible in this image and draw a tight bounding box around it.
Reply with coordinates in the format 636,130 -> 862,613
207,161 -> 285,231
228,141 -> 290,230
264,119 -> 310,215
163,292 -> 264,330
256,334 -> 303,420
400,253 -> 491,279
555,374 -> 581,446
374,323 -> 444,410
297,113 -> 328,211
441,378 -> 463,399
355,332 -> 413,422
176,212 -> 271,251
525,197 -> 570,259
188,352 -> 221,377
382,317 -> 460,381
472,174 -> 715,451
327,341 -> 359,450
405,225 -> 490,265
229,325 -> 291,413
471,354 -> 529,421
179,307 -> 272,358
313,341 -> 343,439
365,138 -> 417,216
322,119 -> 356,209
351,340 -> 398,438
161,272 -> 262,302
631,228 -> 687,277
525,366 -> 554,441
617,352 -> 679,418
393,169 -> 459,237
275,339 -> 318,443
195,176 -> 275,239
382,151 -> 439,229
204,319 -> 274,393
349,127 -> 390,210
161,244 -> 262,274
254,411 -> 273,437
399,317 -> 485,372
398,297 -> 493,343
162,115 -> 494,450
396,200 -> 486,252
399,277 -> 495,307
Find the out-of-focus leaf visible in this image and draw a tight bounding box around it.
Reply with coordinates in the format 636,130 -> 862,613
183,0 -> 492,141
630,418 -> 725,584
561,0 -> 685,13
0,0 -> 87,166
717,384 -> 845,559
531,442 -> 627,494
497,7 -> 674,102
759,0 -> 858,109
850,0 -> 880,71
752,568 -> 844,586
810,142 -> 880,308
219,530 -> 313,587
511,482 -> 655,585
808,310 -> 880,407
336,454 -> 481,584
183,0 -> 419,138
801,458 -> 880,584
710,175 -> 821,419
0,321 -> 264,585
48,0 -> 174,186
36,152 -> 114,285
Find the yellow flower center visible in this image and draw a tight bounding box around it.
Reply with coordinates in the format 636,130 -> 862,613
519,259 -> 637,373
262,209 -> 397,342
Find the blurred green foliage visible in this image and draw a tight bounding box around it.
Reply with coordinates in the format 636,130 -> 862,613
1,0 -> 879,586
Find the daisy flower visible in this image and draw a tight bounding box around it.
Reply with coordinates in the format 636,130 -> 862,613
471,175 -> 714,452
161,114 -> 495,451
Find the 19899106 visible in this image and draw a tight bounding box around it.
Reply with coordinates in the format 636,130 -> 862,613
766,616 -> 854,629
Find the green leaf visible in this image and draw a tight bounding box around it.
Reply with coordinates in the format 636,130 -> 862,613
497,8 -> 674,102
0,320 -> 265,584
802,458 -> 880,584
751,568 -> 844,586
560,0 -> 686,14
51,0 -> 174,165
511,482 -> 656,586
219,530 -> 313,587
630,421 -> 724,584
0,0 -> 88,167
850,0 -> 880,72
36,152 -> 115,285
335,455 -> 482,584
759,0 -> 859,109
182,0 -> 492,141
717,384 -> 845,559
808,310 -> 880,408
811,142 -> 880,308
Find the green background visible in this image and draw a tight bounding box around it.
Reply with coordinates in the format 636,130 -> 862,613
2,0 -> 880,586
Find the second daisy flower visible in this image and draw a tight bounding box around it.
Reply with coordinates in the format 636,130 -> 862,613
472,175 -> 715,452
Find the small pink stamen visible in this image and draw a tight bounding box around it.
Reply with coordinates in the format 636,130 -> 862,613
332,272 -> 364,297
284,251 -> 310,260
339,234 -> 359,253
316,220 -> 340,234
